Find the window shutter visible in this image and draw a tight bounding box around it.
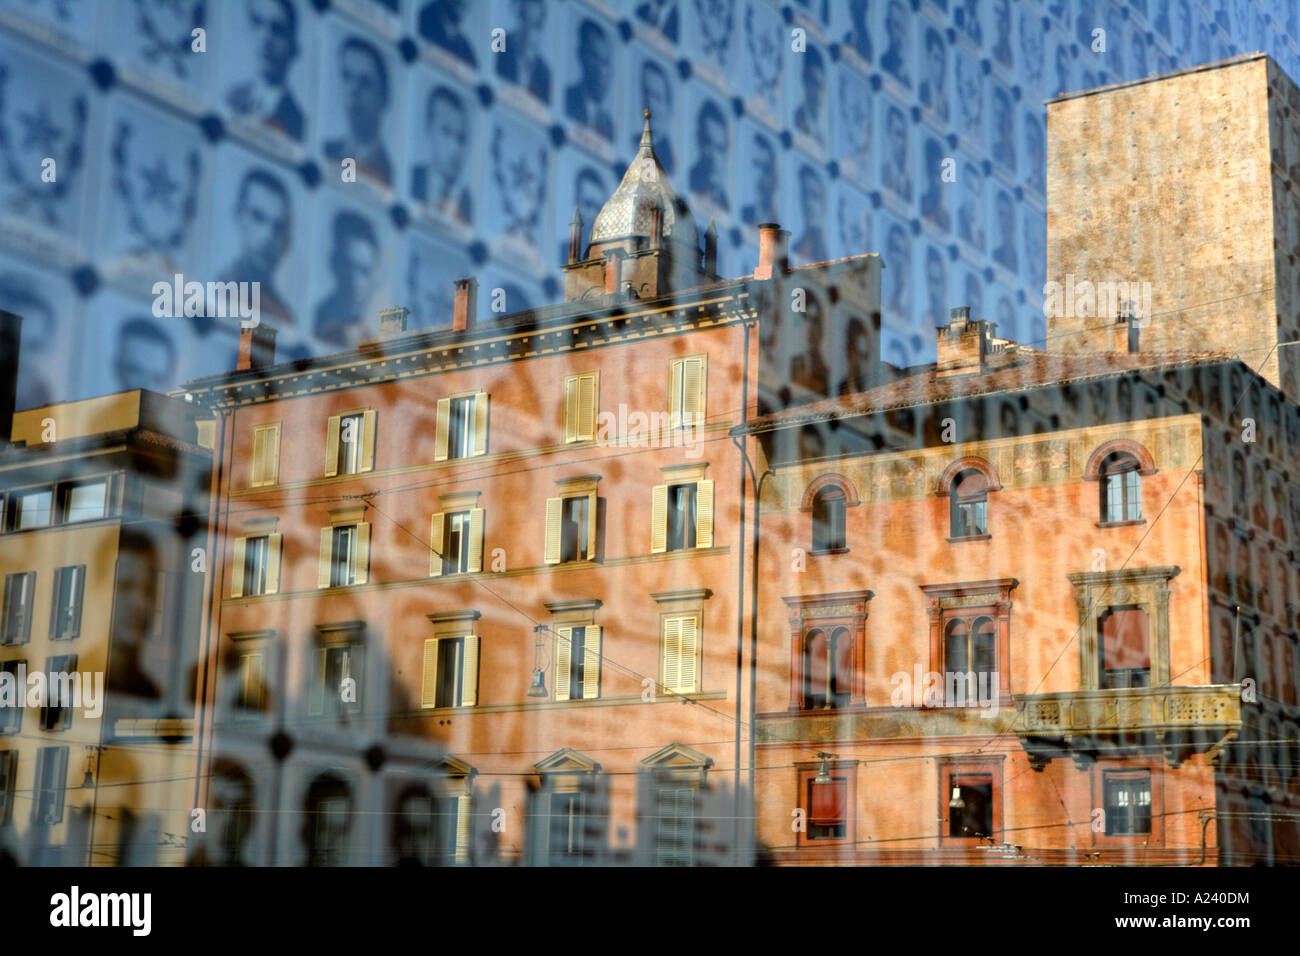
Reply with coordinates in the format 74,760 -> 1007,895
543,497 -> 562,565
668,360 -> 683,426
695,480 -> 714,548
317,529 -> 333,589
583,625 -> 602,700
678,615 -> 698,692
577,374 -> 597,441
471,393 -> 489,456
586,492 -> 598,560
66,567 -> 84,640
662,616 -> 681,691
359,410 -> 377,472
563,376 -> 579,443
554,626 -> 571,701
460,636 -> 479,706
265,534 -> 282,595
353,522 -> 371,585
428,513 -> 445,577
251,428 -> 267,485
324,415 -> 341,477
48,569 -> 64,636
230,537 -> 247,598
651,484 -> 668,553
454,793 -> 472,865
682,357 -> 705,425
241,652 -> 263,710
809,779 -> 847,826
434,398 -> 451,461
467,508 -> 484,573
421,639 -> 439,708
309,647 -> 326,716
265,424 -> 280,484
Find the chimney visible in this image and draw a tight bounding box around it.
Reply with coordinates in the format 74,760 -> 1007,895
754,223 -> 790,279
0,310 -> 20,444
237,323 -> 277,371
703,219 -> 718,275
379,305 -> 409,335
1114,313 -> 1140,353
568,206 -> 584,264
453,277 -> 478,331
935,307 -> 992,378
603,248 -> 627,296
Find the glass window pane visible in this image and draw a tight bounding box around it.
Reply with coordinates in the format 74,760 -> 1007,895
17,490 -> 52,529
64,482 -> 106,523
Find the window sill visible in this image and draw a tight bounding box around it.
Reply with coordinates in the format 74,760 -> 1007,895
947,533 -> 991,543
809,547 -> 850,556
1096,518 -> 1145,528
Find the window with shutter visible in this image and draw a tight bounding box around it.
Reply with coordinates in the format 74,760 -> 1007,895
655,785 -> 696,866
422,636 -> 479,708
669,355 -> 707,428
1098,606 -> 1151,688
661,614 -> 700,694
1,571 -> 34,645
50,565 -> 85,640
807,777 -> 848,840
238,651 -> 266,713
337,413 -> 365,475
563,372 -> 599,443
250,423 -> 281,486
32,746 -> 67,825
40,654 -> 76,731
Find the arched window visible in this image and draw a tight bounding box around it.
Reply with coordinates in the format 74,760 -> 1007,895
812,486 -> 847,551
803,627 -> 851,709
949,469 -> 989,537
1100,452 -> 1142,523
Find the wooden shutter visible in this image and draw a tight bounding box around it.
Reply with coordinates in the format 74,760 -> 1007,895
434,398 -> 451,461
669,360 -> 683,425
809,779 -> 847,826
583,625 -> 602,700
265,424 -> 280,484
553,626 -> 571,701
251,428 -> 267,485
467,508 -> 484,573
241,652 -> 263,711
651,484 -> 668,553
585,492 -> 598,561
563,376 -> 579,443
359,410 -> 377,472
682,357 -> 705,426
677,615 -> 699,692
317,528 -> 333,589
324,415 -> 341,477
471,392 -> 489,456
352,522 -> 371,585
695,480 -> 714,548
230,537 -> 247,598
454,793 -> 472,865
309,647 -> 327,715
265,534 -> 282,595
543,497 -> 562,564
662,616 -> 681,691
64,566 -> 84,640
428,513 -> 445,577
421,639 -> 439,708
577,374 -> 597,441
460,635 -> 479,706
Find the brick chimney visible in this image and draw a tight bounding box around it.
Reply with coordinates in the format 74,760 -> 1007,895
237,323 -> 277,371
379,306 -> 409,335
754,223 -> 790,279
603,248 -> 627,295
0,310 -> 20,444
453,277 -> 478,331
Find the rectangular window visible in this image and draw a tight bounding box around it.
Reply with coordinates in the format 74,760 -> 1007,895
60,480 -> 107,523
237,650 -> 266,713
807,776 -> 848,841
421,636 -> 481,709
250,423 -> 281,486
548,791 -> 586,862
32,745 -> 68,825
339,413 -> 364,475
232,533 -> 282,597
50,565 -> 85,641
325,410 -> 376,477
41,654 -> 77,732
666,484 -> 697,551
309,644 -> 364,718
2,572 -> 35,645
652,480 -> 714,553
11,488 -> 52,530
563,373 -> 599,443
947,772 -> 995,839
318,524 -> 370,589
545,486 -> 598,565
0,661 -> 23,734
429,509 -> 484,577
1103,770 -> 1152,835
655,785 -> 697,866
435,393 -> 488,460
0,751 -> 14,824
444,512 -> 470,574
243,536 -> 269,596
332,526 -> 356,586
668,355 -> 707,428
661,614 -> 700,694
561,496 -> 589,562
1099,606 -> 1151,689
553,625 -> 602,701
448,396 -> 474,459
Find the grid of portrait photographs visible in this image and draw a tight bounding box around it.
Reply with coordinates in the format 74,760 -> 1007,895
0,0 -> 1296,407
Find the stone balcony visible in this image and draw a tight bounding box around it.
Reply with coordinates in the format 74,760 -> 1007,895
1014,684 -> 1242,770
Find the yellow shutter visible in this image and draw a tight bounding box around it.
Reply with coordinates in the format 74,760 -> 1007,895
668,359 -> 683,426
434,398 -> 451,461
578,374 -> 598,441
583,625 -> 602,700
359,410 -> 377,472
467,508 -> 484,573
421,638 -> 438,708
454,793 -> 472,865
651,484 -> 668,553
241,652 -> 263,710
230,537 -> 247,598
553,626 -> 571,701
318,528 -> 333,588
586,492 -> 597,561
695,480 -> 714,548
662,616 -> 681,691
471,392 -> 489,456
460,635 -> 479,706
324,415 -> 341,477
544,497 -> 562,565
265,424 -> 280,484
682,356 -> 705,426
251,428 -> 267,486
563,376 -> 579,443
265,533 -> 282,594
353,522 -> 371,585
428,513 -> 445,577
678,615 -> 699,693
